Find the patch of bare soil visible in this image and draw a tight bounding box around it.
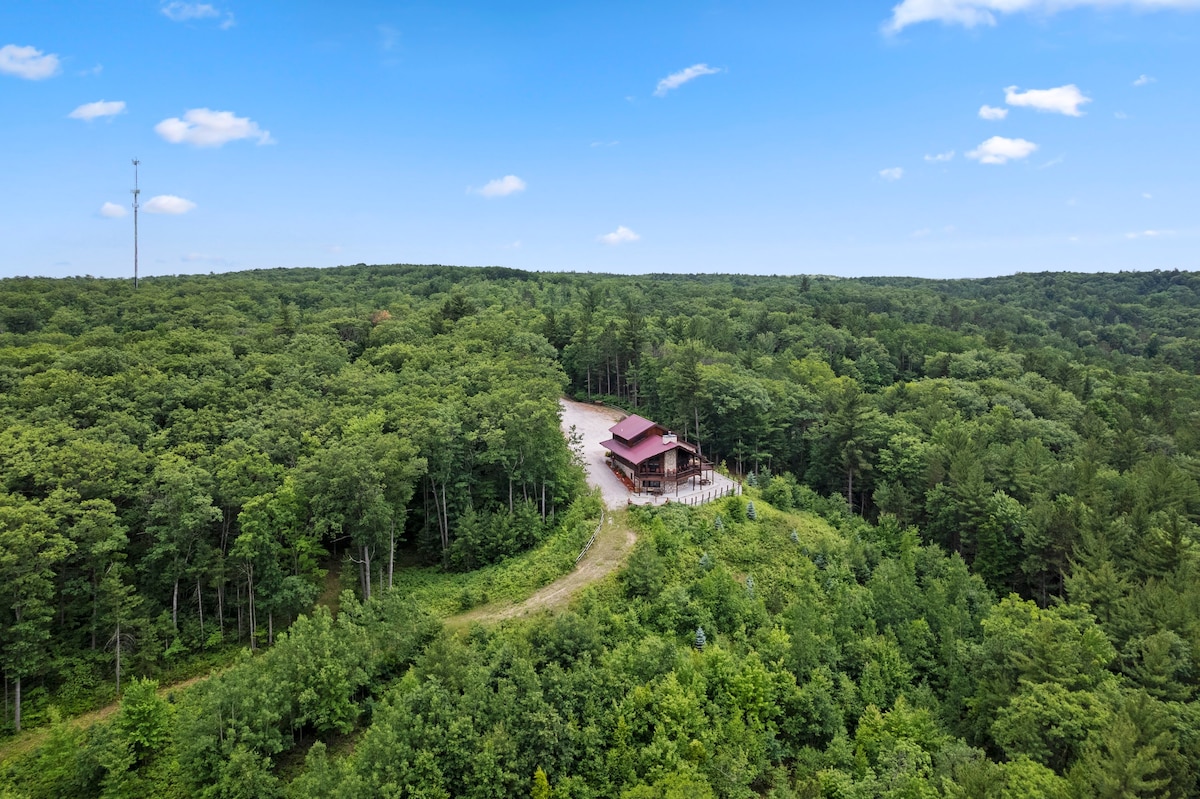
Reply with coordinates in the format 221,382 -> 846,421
448,508 -> 636,625
0,671 -> 215,764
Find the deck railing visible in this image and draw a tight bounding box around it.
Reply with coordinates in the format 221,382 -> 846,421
635,461 -> 713,480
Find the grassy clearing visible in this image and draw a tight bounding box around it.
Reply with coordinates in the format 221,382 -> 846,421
0,494 -> 603,764
449,506 -> 636,625
389,493 -> 603,618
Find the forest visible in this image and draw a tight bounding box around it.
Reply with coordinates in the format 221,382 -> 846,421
1,264 -> 1199,797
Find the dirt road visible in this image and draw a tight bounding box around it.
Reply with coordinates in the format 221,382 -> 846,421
448,508 -> 635,625
2,400 -> 644,758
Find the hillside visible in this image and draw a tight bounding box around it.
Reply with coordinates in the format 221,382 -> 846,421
2,264 -> 1199,796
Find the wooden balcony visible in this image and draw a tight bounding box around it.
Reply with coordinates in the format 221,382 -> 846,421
635,461 -> 712,481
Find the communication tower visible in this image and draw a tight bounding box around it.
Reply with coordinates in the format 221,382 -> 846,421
131,159 -> 140,289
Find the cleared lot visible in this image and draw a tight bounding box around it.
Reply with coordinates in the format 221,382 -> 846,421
559,397 -> 632,509
559,397 -> 739,508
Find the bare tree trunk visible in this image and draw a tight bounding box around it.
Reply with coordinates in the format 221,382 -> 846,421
14,676 -> 20,733
846,469 -> 854,514
114,620 -> 122,695
196,578 -> 204,641
268,611 -> 274,646
247,566 -> 256,650
217,582 -> 224,636
423,480 -> 431,545
362,545 -> 372,601
431,478 -> 450,557
441,484 -> 450,556
388,520 -> 395,590
172,579 -> 179,630
91,571 -> 99,650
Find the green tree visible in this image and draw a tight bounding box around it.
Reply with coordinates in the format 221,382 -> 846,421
823,382 -> 882,514
144,453 -> 220,633
302,411 -> 424,598
0,493 -> 71,731
531,766 -> 551,799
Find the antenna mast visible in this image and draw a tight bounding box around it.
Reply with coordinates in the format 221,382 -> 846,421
131,159 -> 140,289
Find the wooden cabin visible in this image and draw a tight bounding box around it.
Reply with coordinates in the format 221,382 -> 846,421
601,414 -> 713,495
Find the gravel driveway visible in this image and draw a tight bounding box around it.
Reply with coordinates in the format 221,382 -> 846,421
559,398 -> 631,509
559,398 -> 739,509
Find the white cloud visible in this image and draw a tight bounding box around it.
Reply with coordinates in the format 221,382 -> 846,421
1126,229 -> 1172,239
161,2 -> 219,21
0,44 -> 61,80
967,136 -> 1038,164
1143,192 -> 1153,199
886,0 -> 1200,33
155,108 -> 274,147
1004,84 -> 1091,116
181,252 -> 228,265
979,104 -> 1008,120
378,25 -> 399,51
654,63 -> 721,97
591,140 -> 620,147
925,150 -> 955,162
1115,111 -> 1130,119
471,175 -> 527,198
100,202 -> 127,218
879,167 -> 905,181
68,100 -> 126,121
911,225 -> 956,238
598,226 -> 640,245
1133,74 -> 1156,86
144,195 -> 197,214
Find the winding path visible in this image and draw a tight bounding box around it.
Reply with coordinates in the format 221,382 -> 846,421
447,398 -> 644,623
1,400 -> 645,758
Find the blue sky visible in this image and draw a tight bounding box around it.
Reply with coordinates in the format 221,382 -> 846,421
2,0 -> 1198,279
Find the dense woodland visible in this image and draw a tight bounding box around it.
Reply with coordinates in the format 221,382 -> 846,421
1,264 -> 1200,797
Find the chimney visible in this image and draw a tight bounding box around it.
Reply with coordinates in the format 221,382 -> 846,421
662,432 -> 677,444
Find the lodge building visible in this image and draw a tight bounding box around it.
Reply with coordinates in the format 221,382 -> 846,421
601,414 -> 713,496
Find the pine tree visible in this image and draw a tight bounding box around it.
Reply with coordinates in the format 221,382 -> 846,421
695,626 -> 707,651
532,766 -> 551,799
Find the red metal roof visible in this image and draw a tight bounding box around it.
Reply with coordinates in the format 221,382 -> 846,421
608,414 -> 660,443
601,434 -> 698,466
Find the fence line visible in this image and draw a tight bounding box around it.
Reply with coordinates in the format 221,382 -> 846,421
676,482 -> 742,507
575,508 -> 605,565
